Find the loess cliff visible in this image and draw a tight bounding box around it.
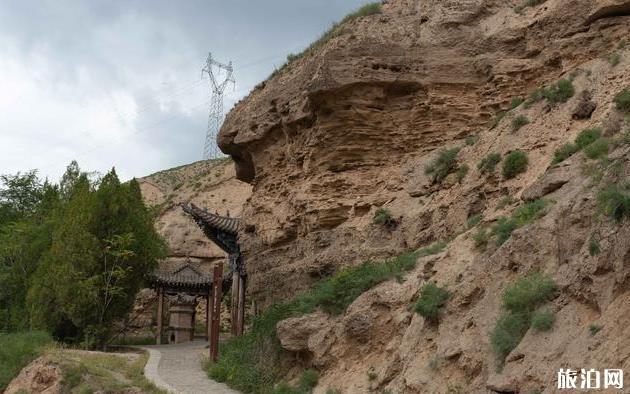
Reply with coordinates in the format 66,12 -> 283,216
215,0 -> 630,392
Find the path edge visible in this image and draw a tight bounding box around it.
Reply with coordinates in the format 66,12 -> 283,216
139,347 -> 181,394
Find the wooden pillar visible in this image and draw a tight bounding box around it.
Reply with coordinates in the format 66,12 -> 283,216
210,262 -> 223,362
231,271 -> 240,336
156,288 -> 164,345
237,275 -> 246,336
206,290 -> 211,342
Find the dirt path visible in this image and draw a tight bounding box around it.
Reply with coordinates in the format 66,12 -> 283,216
141,341 -> 239,394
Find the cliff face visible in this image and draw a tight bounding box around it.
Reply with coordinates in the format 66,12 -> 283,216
219,0 -> 630,306
215,0 -> 630,392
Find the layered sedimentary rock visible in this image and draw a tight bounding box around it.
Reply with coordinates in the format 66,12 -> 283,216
219,0 -> 630,307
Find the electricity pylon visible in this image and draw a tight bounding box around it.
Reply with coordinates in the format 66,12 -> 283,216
202,52 -> 235,159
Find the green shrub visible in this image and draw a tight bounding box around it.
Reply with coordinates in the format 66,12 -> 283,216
467,214 -> 483,229
415,283 -> 450,323
607,53 -> 621,66
478,153 -> 501,174
465,134 -> 479,146
373,208 -> 396,227
619,40 -> 627,49
502,273 -> 556,314
531,309 -> 555,331
552,143 -> 579,164
418,241 -> 447,257
456,164 -> 469,183
543,79 -> 575,104
588,237 -> 601,256
502,151 -> 529,179
511,115 -> 530,132
512,199 -> 548,226
525,88 -> 544,108
0,331 -> 52,391
207,251 -> 419,392
575,128 -> 602,149
473,228 -> 489,250
614,89 -> 630,112
588,324 -> 602,336
491,274 -> 556,363
492,217 -> 518,246
510,97 -> 525,109
427,356 -> 440,371
490,111 -> 507,128
598,184 -> 630,223
299,369 -> 319,391
425,148 -> 461,183
491,312 -> 530,362
367,371 -> 378,381
583,139 -> 610,159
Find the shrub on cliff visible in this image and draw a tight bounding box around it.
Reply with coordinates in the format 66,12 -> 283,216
478,153 -> 502,174
552,143 -> 579,164
491,273 -> 556,365
492,200 -> 548,246
502,151 -> 528,179
598,184 -> 630,223
575,128 -> 602,149
425,147 -> 461,183
543,79 -> 575,104
583,138 -> 610,159
511,115 -> 530,132
415,283 -> 450,324
614,89 -> 630,112
373,208 -> 396,228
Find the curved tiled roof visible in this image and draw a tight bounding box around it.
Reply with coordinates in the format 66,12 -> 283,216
181,203 -> 241,234
151,262 -> 212,290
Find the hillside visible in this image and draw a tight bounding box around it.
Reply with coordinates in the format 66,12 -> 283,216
211,0 -> 630,392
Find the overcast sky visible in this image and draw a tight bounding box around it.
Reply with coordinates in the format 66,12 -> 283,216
0,0 -> 370,182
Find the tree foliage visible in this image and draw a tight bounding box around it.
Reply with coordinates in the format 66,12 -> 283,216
0,162 -> 166,347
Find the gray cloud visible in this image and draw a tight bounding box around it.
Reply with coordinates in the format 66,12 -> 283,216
0,0 -> 371,181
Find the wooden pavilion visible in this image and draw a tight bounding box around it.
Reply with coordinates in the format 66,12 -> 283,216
149,203 -> 246,361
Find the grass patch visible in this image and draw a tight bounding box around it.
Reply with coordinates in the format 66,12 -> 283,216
0,331 -> 53,391
543,79 -> 575,104
373,208 -> 396,228
588,324 -> 602,336
531,309 -> 555,331
588,237 -> 601,256
206,250 -> 420,393
478,153 -> 501,175
465,134 -> 479,146
497,196 -> 516,210
614,89 -> 630,112
511,115 -> 530,132
502,151 -> 529,179
50,349 -> 165,393
583,139 -> 610,159
473,228 -> 490,250
607,53 -> 621,66
425,148 -> 461,183
525,79 -> 575,107
598,183 -> 630,223
492,200 -> 548,245
552,143 -> 579,164
490,111 -> 507,129
456,164 -> 469,183
492,217 -> 518,246
467,214 -> 483,229
576,128 -> 602,149
510,97 -> 525,109
414,283 -> 450,324
552,128 -> 603,165
491,274 -> 556,364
